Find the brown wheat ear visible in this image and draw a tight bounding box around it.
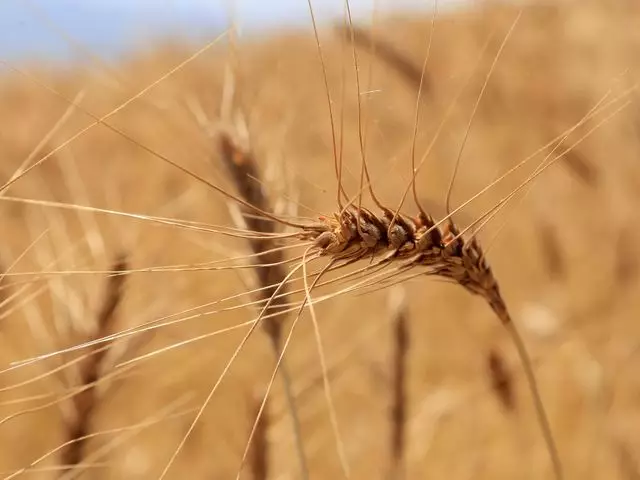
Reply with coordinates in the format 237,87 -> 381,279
60,253 -> 128,474
216,126 -> 309,479
218,129 -> 288,343
300,205 -> 563,479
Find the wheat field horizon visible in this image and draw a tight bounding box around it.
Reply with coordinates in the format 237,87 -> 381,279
0,1 -> 639,479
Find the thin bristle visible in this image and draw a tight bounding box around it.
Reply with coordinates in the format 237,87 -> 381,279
388,287 -> 409,480
487,349 -> 515,411
60,254 -> 128,472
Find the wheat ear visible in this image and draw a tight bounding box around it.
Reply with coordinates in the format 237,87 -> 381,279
300,203 -> 563,479
217,127 -> 309,479
60,254 -> 127,473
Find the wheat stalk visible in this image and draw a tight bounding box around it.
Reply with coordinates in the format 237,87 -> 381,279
0,262 -> 7,309
248,390 -> 270,480
387,287 -> 409,480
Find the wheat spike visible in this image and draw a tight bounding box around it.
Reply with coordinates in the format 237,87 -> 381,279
217,130 -> 288,341
216,124 -> 309,479
60,254 -> 127,473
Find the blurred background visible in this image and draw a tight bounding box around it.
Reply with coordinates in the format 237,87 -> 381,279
0,0 -> 639,479
0,0 -> 456,61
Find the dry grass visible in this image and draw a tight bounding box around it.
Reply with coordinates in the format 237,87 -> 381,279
0,0 -> 639,479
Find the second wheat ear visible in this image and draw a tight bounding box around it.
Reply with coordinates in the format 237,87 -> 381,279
217,127 -> 310,479
301,204 -> 563,479
61,254 -> 128,474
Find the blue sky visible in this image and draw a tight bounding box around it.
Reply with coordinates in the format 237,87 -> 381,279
0,0 -> 447,62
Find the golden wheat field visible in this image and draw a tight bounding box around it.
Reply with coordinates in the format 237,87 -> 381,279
1,0 -> 640,479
